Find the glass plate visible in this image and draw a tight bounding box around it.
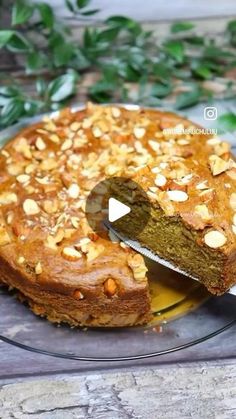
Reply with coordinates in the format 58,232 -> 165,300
0,261 -> 236,361
0,108 -> 236,362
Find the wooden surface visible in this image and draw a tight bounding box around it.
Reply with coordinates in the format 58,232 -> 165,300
1,361 -> 236,418
35,0 -> 236,21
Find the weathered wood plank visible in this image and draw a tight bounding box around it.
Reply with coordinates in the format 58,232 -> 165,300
1,362 -> 236,418
32,0 -> 236,21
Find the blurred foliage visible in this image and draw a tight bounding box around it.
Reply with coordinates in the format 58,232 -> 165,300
0,0 -> 235,127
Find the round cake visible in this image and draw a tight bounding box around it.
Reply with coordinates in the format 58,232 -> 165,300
0,103 -> 235,327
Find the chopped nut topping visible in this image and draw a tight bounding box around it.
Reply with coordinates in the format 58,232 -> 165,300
0,227 -> 11,246
167,190 -> 188,202
73,289 -> 84,299
86,243 -> 105,262
127,254 -> 147,282
0,192 -> 17,205
151,166 -> 161,174
49,134 -> 60,144
46,230 -> 65,250
35,262 -> 43,275
177,139 -> 190,145
214,141 -> 230,157
148,140 -> 160,153
68,183 -> 80,199
61,139 -> 73,151
154,174 -> 167,187
40,159 -> 57,171
71,217 -> 80,229
14,138 -> 32,159
8,164 -> 23,176
233,214 -> 236,226
111,107 -> 121,118
43,199 -> 59,214
70,122 -> 81,132
209,155 -> 229,176
35,137 -> 46,151
92,126 -> 102,138
196,180 -> 209,190
23,199 -> 40,216
82,118 -> 92,129
230,193 -> 236,211
194,204 -> 211,221
204,230 -> 227,248
17,174 -> 30,184
62,247 -> 82,261
17,256 -> 25,264
104,278 -> 117,297
133,127 -> 146,139
25,164 -> 36,174
207,137 -> 221,146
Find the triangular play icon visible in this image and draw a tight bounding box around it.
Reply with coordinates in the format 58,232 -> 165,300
108,197 -> 131,222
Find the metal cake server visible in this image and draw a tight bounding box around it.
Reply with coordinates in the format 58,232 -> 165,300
105,222 -> 236,297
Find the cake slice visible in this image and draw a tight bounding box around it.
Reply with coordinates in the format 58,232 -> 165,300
114,116 -> 236,295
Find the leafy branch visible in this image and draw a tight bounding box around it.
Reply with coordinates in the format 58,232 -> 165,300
0,0 -> 236,128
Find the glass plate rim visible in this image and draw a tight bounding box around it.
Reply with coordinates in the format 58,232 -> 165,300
1,105 -> 236,362
0,320 -> 235,362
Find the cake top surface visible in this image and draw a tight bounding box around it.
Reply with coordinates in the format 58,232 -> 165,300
0,103 -> 235,293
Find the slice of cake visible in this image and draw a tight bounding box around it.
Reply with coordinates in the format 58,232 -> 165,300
114,112 -> 236,295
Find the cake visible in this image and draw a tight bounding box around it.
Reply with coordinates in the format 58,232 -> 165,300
0,103 -> 235,327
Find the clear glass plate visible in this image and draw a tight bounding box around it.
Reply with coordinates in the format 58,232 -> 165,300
0,262 -> 235,361
0,109 -> 236,362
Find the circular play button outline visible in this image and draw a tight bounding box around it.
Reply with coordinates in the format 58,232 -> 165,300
85,177 -> 151,241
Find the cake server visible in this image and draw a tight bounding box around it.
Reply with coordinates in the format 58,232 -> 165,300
105,222 -> 236,297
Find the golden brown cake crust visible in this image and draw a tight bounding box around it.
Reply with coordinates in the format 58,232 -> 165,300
0,103 -> 235,326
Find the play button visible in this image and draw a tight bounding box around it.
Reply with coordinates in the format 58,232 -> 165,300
85,177 -> 151,241
108,198 -> 131,222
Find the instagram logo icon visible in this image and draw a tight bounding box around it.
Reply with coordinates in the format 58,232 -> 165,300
204,107 -> 218,121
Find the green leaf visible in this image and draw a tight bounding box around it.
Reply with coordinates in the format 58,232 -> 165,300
26,51 -> 46,72
81,9 -> 100,16
36,78 -> 47,96
6,32 -> 32,52
153,62 -> 172,83
24,100 -> 44,116
0,95 -> 12,106
217,112 -> 236,133
37,3 -> 54,29
0,30 -> 14,48
12,0 -> 33,26
151,82 -> 173,98
192,63 -> 212,79
106,16 -> 141,36
227,20 -> 236,34
164,40 -> 185,63
175,87 -> 202,109
97,27 -> 120,42
0,99 -> 25,127
76,0 -> 90,9
184,36 -> 204,45
65,0 -> 75,13
73,48 -> 91,70
204,46 -> 235,59
128,47 -> 147,72
53,43 -> 75,67
171,21 -> 195,33
0,86 -> 21,97
89,80 -> 116,102
48,71 -> 79,102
